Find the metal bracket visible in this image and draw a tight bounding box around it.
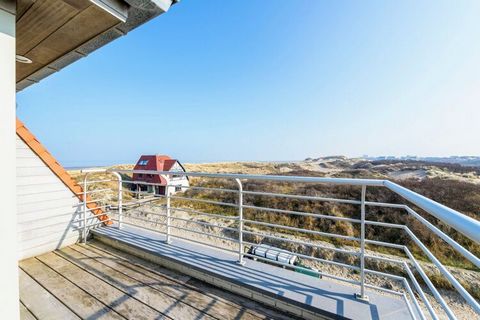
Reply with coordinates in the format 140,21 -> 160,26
355,293 -> 369,302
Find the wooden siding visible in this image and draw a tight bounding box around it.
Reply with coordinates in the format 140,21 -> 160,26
16,0 -> 119,83
16,136 -> 94,260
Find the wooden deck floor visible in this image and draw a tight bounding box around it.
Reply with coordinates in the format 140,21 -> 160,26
19,241 -> 297,320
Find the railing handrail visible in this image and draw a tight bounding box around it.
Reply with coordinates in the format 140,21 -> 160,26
384,180 -> 480,243
111,168 -> 480,244
113,169 -> 386,185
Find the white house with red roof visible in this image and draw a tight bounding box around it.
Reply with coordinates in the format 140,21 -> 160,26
132,154 -> 189,196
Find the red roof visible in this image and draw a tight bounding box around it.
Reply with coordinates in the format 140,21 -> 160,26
132,155 -> 185,185
163,159 -> 177,171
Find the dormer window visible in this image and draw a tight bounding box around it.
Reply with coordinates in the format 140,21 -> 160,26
139,160 -> 149,165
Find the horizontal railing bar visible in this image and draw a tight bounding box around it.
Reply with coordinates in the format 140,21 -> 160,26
77,198 -> 110,206
80,168 -> 108,173
365,268 -> 405,282
242,204 -> 361,223
241,190 -> 361,205
242,240 -> 360,271
170,207 -> 239,220
122,189 -> 155,197
242,229 -> 360,255
121,180 -> 161,186
169,225 -> 240,243
72,214 -> 109,224
128,203 -> 163,211
365,254 -> 404,265
118,209 -> 166,218
365,239 -> 405,250
364,220 -> 405,229
170,216 -> 238,232
243,219 -> 359,241
120,215 -> 167,225
111,169 -> 386,186
84,205 -> 110,212
365,201 -> 406,209
72,218 -> 113,230
110,220 -> 166,233
75,189 -> 110,195
364,283 -> 403,296
167,184 -> 239,194
169,195 -> 239,208
84,179 -> 114,184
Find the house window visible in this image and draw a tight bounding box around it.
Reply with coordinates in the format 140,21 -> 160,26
139,160 -> 149,165
175,186 -> 182,192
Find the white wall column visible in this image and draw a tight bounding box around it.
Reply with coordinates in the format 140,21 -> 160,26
0,1 -> 18,319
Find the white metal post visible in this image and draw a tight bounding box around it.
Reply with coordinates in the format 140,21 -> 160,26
83,175 -> 88,244
111,172 -> 123,229
235,179 -> 245,265
166,181 -> 172,244
0,4 -> 19,319
356,184 -> 368,301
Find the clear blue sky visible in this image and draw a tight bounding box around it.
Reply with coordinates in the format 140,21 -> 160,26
17,1 -> 480,167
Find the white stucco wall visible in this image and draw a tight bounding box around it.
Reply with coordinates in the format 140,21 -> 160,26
166,162 -> 190,195
166,177 -> 190,195
16,136 -> 94,260
0,5 -> 18,318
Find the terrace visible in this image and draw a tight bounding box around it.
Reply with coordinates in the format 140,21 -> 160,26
3,0 -> 480,319
32,168 -> 476,320
19,240 -> 295,320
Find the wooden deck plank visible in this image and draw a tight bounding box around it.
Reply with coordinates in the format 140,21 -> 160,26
19,268 -> 80,320
19,258 -> 124,320
58,246 -> 217,320
71,244 -> 264,320
87,240 -> 292,320
20,301 -> 37,320
84,242 -> 293,320
35,252 -> 165,320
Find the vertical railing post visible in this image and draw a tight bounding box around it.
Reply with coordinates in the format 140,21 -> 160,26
235,179 -> 245,265
356,184 -> 369,301
82,174 -> 88,244
111,172 -> 123,229
166,180 -> 172,244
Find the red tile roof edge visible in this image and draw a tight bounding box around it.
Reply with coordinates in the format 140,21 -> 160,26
16,118 -> 110,225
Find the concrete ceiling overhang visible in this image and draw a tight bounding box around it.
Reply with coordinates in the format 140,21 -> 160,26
15,0 -> 177,92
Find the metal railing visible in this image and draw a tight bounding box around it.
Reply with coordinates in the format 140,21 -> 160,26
79,169 -> 480,320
